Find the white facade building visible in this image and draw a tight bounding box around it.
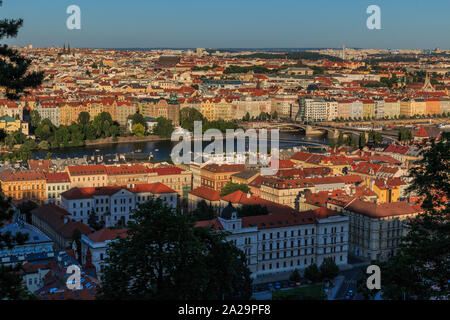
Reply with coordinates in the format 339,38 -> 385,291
196,204 -> 349,281
61,183 -> 178,227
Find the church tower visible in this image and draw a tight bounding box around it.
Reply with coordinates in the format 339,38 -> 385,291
422,72 -> 436,92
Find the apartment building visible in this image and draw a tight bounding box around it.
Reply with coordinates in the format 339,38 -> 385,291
67,165 -> 108,189
383,99 -> 400,118
196,203 -> 349,280
271,94 -> 299,119
147,166 -> 192,199
35,102 -> 60,126
61,183 -> 177,227
0,170 -> 47,203
327,196 -> 422,261
298,98 -> 327,121
200,164 -> 246,192
349,100 -> 363,119
326,100 -> 338,121
105,164 -> 148,186
45,172 -> 71,206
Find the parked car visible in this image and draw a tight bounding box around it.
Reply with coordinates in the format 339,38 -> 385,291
345,290 -> 354,300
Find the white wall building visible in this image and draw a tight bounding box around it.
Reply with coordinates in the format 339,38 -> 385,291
196,204 -> 349,282
61,183 -> 177,228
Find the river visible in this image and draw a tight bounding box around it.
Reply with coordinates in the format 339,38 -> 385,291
32,132 -> 330,161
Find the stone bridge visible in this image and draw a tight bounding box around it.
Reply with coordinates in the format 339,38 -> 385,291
264,122 -> 400,143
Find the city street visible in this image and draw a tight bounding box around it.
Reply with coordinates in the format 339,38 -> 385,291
335,267 -> 366,300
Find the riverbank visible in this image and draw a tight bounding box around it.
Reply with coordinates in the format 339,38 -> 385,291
84,135 -> 170,146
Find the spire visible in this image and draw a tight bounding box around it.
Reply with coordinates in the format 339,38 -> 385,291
422,72 -> 435,92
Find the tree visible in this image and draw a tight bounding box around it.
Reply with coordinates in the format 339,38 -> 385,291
180,107 -> 204,132
88,210 -> 102,231
220,183 -> 251,197
272,110 -> 279,120
38,140 -> 49,150
153,117 -> 174,138
132,123 -> 146,137
356,264 -> 381,300
319,258 -> 339,281
0,128 -> 6,142
0,193 -> 33,300
16,200 -> 37,224
30,110 -> 41,129
128,113 -> 146,128
304,263 -> 321,283
359,132 -> 367,149
0,1 -> 44,100
398,128 -> 412,142
337,132 -> 345,147
380,132 -> 450,300
71,229 -> 82,263
97,198 -> 252,300
290,269 -> 301,282
77,112 -> 90,126
191,200 -> 215,221
242,112 -> 250,122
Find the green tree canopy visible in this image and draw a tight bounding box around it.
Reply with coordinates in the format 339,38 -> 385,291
319,258 -> 339,280
180,107 -> 204,132
220,183 -> 251,197
304,263 -> 321,283
192,200 -> 215,221
153,117 -> 174,138
380,132 -> 450,300
97,198 -> 252,300
128,113 -> 147,128
132,123 -> 146,137
78,112 -> 91,126
0,1 -> 43,100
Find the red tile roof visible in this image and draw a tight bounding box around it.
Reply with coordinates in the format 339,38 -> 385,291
68,165 -> 106,176
31,204 -> 92,239
128,182 -> 176,194
45,172 -> 70,183
189,186 -> 220,201
202,163 -> 246,173
105,164 -> 148,175
87,228 -> 128,242
146,166 -> 185,176
28,160 -> 53,172
0,170 -> 45,182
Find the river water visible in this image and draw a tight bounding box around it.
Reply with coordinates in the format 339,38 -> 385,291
32,132 -> 329,161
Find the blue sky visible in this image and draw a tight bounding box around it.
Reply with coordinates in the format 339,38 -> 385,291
1,0 -> 449,49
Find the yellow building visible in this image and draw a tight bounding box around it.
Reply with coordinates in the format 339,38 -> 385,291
0,115 -> 29,135
215,98 -> 233,121
362,100 -> 375,119
372,179 -> 400,203
0,170 -> 47,203
200,99 -> 216,121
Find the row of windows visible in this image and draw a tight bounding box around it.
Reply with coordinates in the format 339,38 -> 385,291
48,184 -> 69,191
262,229 -> 315,240
261,248 -> 314,260
8,184 -> 44,191
262,239 -> 314,250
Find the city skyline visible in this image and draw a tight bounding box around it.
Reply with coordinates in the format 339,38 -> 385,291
2,0 -> 450,49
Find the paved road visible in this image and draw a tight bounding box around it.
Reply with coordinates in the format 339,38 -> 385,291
335,267 -> 365,300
